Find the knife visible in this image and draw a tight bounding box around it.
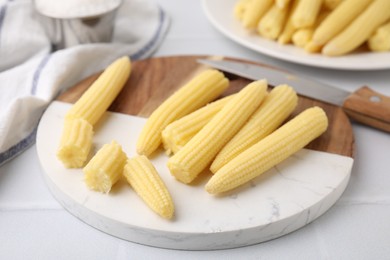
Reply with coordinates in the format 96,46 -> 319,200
198,59 -> 390,133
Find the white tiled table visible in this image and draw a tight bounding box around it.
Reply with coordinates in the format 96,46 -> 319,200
1,1 -> 390,259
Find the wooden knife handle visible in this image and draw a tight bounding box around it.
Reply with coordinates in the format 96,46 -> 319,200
343,86 -> 390,132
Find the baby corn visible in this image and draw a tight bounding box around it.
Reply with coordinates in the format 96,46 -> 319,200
234,0 -> 252,20
291,0 -> 323,29
167,80 -> 267,184
293,10 -> 329,49
368,20 -> 390,52
276,0 -> 291,9
323,0 -> 343,10
292,28 -> 314,48
161,95 -> 234,155
258,3 -> 290,40
312,0 -> 372,47
206,106 -> 328,195
124,155 -> 174,219
210,84 -> 298,173
57,118 -> 93,168
66,56 -> 131,125
84,141 -> 127,193
323,0 -> 390,56
241,0 -> 273,29
278,0 -> 300,44
136,69 -> 229,156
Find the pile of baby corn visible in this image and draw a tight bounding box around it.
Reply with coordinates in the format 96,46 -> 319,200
56,56 -> 328,219
234,0 -> 390,56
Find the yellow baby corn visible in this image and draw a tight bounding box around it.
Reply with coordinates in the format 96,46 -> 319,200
123,155 -> 174,219
206,106 -> 328,195
291,0 -> 323,29
241,0 -> 273,29
292,10 -> 329,48
57,118 -> 93,168
167,80 -> 267,184
278,0 -> 300,44
136,69 -> 229,156
234,0 -> 252,20
258,3 -> 290,40
302,10 -> 331,52
161,95 -> 235,155
66,56 -> 131,125
276,0 -> 291,9
323,0 -> 390,56
84,141 -> 127,193
210,84 -> 298,173
323,0 -> 343,10
311,0 -> 372,47
292,28 -> 314,48
304,40 -> 322,53
368,20 -> 390,52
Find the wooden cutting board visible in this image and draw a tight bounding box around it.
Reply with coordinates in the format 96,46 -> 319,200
37,55 -> 355,250
57,55 -> 354,158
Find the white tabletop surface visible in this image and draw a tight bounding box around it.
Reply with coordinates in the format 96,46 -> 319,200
1,1 -> 390,259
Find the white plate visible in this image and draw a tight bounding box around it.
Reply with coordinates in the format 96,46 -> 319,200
202,0 -> 390,70
36,101 -> 353,250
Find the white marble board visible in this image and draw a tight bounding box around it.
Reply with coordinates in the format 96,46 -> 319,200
36,101 -> 353,250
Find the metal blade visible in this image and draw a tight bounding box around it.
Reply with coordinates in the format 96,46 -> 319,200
198,59 -> 351,106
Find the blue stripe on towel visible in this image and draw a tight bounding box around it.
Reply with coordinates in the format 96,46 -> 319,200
130,6 -> 167,60
31,54 -> 51,95
0,52 -> 51,166
0,128 -> 37,166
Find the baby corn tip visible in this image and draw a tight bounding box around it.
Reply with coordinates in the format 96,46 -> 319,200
322,43 -> 340,56
205,178 -> 222,195
160,205 -> 174,219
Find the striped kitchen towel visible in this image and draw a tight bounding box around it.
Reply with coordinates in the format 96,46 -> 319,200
0,0 -> 170,166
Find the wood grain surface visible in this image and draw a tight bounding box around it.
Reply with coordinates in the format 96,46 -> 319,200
57,55 -> 355,158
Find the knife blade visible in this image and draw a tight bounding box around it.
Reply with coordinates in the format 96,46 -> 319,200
198,59 -> 390,133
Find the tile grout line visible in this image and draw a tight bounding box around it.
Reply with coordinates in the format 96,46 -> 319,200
335,198 -> 390,206
0,204 -> 64,212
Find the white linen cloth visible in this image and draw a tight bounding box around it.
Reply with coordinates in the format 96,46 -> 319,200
0,0 -> 170,165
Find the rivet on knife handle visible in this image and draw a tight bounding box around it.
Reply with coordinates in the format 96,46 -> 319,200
343,86 -> 390,132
